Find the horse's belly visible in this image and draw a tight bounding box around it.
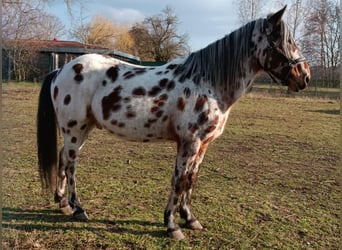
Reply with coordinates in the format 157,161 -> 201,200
104,118 -> 170,142
92,94 -> 172,142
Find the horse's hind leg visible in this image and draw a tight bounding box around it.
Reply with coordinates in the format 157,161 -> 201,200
64,151 -> 88,221
54,147 -> 73,215
56,124 -> 94,221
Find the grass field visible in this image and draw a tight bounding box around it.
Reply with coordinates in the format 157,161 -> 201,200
2,85 -> 340,249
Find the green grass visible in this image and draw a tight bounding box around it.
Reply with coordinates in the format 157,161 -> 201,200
2,81 -> 41,87
2,85 -> 340,249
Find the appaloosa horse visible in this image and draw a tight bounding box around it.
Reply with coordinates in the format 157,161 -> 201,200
37,6 -> 310,240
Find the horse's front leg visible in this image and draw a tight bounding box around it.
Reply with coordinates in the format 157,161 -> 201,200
164,139 -> 203,240
179,143 -> 209,230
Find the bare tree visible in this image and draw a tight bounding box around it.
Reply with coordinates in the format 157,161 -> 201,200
130,6 -> 189,62
90,16 -> 116,45
2,0 -> 65,81
41,0 -> 80,18
277,0 -> 310,39
71,6 -> 189,61
324,2 -> 340,69
235,0 -> 265,24
113,25 -> 135,55
2,0 -> 65,40
68,9 -> 91,45
129,24 -> 154,61
69,15 -> 135,55
302,0 -> 340,86
3,40 -> 41,81
69,22 -> 91,44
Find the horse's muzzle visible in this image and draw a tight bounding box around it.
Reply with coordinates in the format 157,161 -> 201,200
286,61 -> 311,92
286,73 -> 310,92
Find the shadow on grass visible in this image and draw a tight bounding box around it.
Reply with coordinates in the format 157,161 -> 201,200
306,109 -> 340,115
2,207 -> 166,238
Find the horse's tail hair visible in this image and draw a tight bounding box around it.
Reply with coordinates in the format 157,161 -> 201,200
37,70 -> 58,192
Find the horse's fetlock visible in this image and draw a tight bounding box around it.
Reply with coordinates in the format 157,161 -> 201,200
60,205 -> 73,215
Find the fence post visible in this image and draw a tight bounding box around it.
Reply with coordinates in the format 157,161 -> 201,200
314,77 -> 318,97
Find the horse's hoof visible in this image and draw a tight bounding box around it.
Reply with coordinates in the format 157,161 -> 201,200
168,229 -> 185,240
60,205 -> 73,215
73,210 -> 89,221
188,220 -> 203,230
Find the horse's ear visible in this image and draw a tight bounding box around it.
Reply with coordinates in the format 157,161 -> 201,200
267,5 -> 287,26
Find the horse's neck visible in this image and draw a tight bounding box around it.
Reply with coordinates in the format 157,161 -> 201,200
177,20 -> 262,111
212,55 -> 260,111
206,22 -> 261,109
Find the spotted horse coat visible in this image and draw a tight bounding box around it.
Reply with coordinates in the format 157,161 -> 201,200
37,6 -> 310,240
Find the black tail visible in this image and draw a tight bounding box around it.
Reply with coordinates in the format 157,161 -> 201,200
37,70 -> 58,192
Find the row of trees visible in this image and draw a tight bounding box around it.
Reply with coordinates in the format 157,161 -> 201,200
70,6 -> 189,61
2,0 -> 340,86
3,1 -> 189,61
2,1 -> 189,80
236,0 -> 340,87
303,0 -> 340,86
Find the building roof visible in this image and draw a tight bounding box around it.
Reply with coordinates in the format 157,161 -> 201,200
4,39 -> 141,61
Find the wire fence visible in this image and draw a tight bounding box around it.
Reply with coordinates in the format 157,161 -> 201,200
250,82 -> 340,99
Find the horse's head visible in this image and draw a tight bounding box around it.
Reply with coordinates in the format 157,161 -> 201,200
256,6 -> 310,92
